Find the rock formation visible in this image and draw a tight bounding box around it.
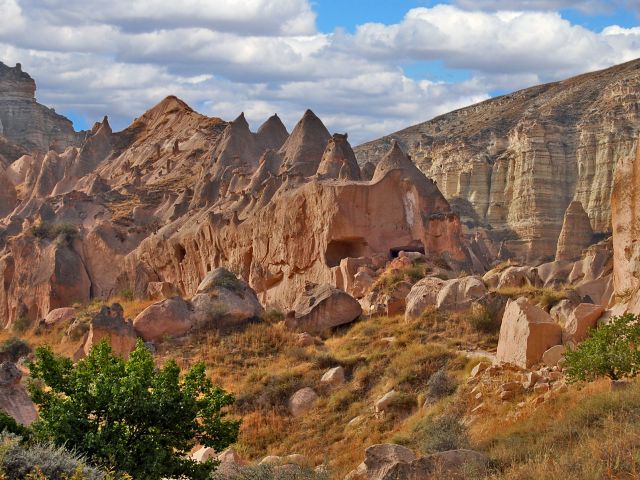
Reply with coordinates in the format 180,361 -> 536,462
356,59 -> 640,262
555,201 -> 594,261
0,62 -> 81,153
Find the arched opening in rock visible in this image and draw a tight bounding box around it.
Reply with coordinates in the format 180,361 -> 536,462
325,238 -> 367,267
389,242 -> 425,259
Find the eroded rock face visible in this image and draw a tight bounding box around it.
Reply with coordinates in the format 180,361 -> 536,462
133,297 -> 195,342
0,62 -> 81,152
285,283 -> 361,334
356,59 -> 640,262
84,303 -> 137,357
496,297 -> 562,368
404,276 -> 446,321
0,361 -> 37,425
556,201 -> 594,261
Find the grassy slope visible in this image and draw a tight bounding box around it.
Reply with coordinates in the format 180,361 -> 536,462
3,291 -> 640,479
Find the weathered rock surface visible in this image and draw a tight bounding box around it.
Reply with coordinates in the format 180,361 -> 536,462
404,276 -> 446,320
84,304 -> 137,357
356,59 -> 640,262
435,275 -> 487,311
44,307 -> 76,326
563,303 -> 604,344
556,201 -> 594,261
0,62 -> 81,152
496,297 -> 562,368
288,387 -> 318,417
285,283 -> 362,334
133,297 -> 195,342
0,361 -> 37,425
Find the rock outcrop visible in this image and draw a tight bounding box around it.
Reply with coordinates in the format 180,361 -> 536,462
84,304 -> 137,357
356,59 -> 640,262
0,361 -> 37,425
556,201 -> 594,261
0,62 -> 81,152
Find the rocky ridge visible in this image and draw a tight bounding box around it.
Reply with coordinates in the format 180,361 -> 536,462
355,59 -> 640,262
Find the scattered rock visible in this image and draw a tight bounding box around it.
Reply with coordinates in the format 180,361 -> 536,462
289,387 -> 318,417
44,307 -> 76,326
363,444 -> 416,480
321,366 -> 345,386
285,282 -> 362,334
541,344 -> 566,367
192,446 -> 216,463
436,276 -> 487,311
374,390 -> 401,413
404,276 -> 446,321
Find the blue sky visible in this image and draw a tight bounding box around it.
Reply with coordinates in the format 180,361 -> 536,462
2,0 -> 640,143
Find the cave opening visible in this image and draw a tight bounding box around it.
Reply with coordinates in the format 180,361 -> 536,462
325,238 -> 367,267
174,243 -> 187,263
389,243 -> 425,259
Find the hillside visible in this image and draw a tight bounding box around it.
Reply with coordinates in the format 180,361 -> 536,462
355,59 -> 640,262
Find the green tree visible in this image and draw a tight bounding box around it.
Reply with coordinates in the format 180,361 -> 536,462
565,313 -> 640,382
26,340 -> 239,480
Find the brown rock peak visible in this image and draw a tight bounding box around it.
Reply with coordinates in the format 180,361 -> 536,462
212,112 -> 260,175
372,140 -> 424,183
0,62 -> 35,100
278,109 -> 331,177
317,133 -> 361,180
555,200 -> 594,261
256,114 -> 289,151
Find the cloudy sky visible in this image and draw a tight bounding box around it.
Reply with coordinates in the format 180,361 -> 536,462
1,0 -> 639,144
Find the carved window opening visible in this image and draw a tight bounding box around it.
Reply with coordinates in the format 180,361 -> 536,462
325,238 -> 367,267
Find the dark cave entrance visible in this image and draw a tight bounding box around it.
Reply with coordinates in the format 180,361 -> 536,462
389,243 -> 425,259
325,238 -> 367,267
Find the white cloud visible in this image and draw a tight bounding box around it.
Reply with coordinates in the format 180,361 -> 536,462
453,0 -> 619,13
0,1 -> 639,145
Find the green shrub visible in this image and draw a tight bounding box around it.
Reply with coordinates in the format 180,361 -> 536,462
0,337 -> 31,362
565,313 -> 640,382
0,411 -> 30,438
27,340 -> 239,480
465,304 -> 501,334
256,373 -> 304,411
426,368 -> 457,400
117,288 -> 134,302
414,414 -> 469,454
264,309 -> 285,324
29,223 -> 78,243
0,433 -> 102,480
12,316 -> 31,334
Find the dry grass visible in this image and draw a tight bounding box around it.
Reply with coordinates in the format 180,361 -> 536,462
492,285 -> 568,309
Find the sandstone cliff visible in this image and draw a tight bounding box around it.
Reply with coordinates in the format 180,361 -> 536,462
355,59 -> 640,262
0,62 -> 82,153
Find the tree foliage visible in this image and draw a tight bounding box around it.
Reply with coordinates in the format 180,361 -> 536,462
565,313 -> 640,382
26,340 -> 239,479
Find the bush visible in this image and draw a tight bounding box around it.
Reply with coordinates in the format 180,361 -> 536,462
465,304 -> 501,334
27,340 -> 239,480
0,433 -> 103,480
426,368 -> 457,400
29,223 -> 78,243
565,313 -> 640,382
414,415 -> 469,454
12,316 -> 31,334
0,337 -> 31,363
211,464 -> 329,480
0,411 -> 30,438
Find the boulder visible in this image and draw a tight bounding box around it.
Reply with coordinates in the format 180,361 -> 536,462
541,344 -> 566,367
363,444 -> 416,480
192,446 -> 216,463
133,296 -> 195,342
44,307 -> 76,326
496,297 -> 562,368
194,268 -> 264,327
374,390 -> 401,413
436,276 -> 487,311
563,303 -> 604,344
285,283 -> 361,334
375,449 -> 488,479
288,387 -> 318,417
320,366 -> 345,386
84,304 -> 137,358
496,266 -> 542,290
404,276 -> 446,321
362,279 -> 412,317
216,448 -> 246,474
550,299 -> 576,325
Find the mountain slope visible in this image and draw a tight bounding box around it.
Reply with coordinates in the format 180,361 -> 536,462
355,59 -> 640,262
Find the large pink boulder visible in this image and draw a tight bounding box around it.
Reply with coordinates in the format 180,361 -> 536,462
405,276 -> 446,321
133,296 -> 195,342
496,297 -> 562,368
562,303 -> 604,345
